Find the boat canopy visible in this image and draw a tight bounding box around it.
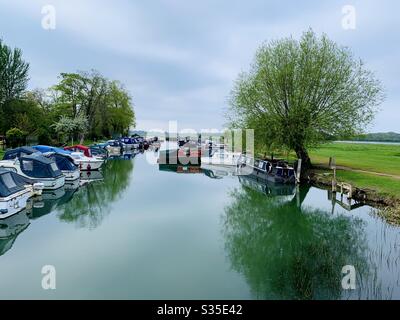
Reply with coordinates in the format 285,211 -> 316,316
3,146 -> 38,160
32,145 -> 72,155
0,170 -> 27,198
64,145 -> 91,157
20,154 -> 62,178
45,153 -> 78,171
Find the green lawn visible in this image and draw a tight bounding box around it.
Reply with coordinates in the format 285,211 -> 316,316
309,142 -> 400,199
0,150 -> 4,160
309,142 -> 400,176
335,170 -> 400,198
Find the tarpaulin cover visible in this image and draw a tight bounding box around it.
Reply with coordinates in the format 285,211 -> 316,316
20,154 -> 62,178
3,146 -> 38,160
0,169 -> 27,198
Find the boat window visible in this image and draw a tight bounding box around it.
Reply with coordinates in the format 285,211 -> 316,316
50,163 -> 59,172
258,161 -> 264,169
22,160 -> 34,171
2,172 -> 17,189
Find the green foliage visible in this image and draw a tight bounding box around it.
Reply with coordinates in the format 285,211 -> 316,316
0,39 -> 29,104
52,115 -> 89,144
223,185 -> 370,299
227,30 -> 384,167
352,132 -> 400,142
51,71 -> 136,140
0,39 -> 136,145
6,127 -> 27,148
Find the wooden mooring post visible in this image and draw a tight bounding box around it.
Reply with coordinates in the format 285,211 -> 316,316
329,156 -> 353,199
296,159 -> 302,184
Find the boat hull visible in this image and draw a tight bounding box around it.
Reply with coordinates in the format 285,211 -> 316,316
62,169 -> 80,181
74,160 -> 103,171
0,189 -> 31,219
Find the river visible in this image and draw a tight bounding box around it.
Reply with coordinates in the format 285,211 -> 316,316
0,147 -> 399,299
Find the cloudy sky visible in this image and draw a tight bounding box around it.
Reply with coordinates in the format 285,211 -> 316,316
0,0 -> 398,132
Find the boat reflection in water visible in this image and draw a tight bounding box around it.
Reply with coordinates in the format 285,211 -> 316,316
80,170 -> 104,184
57,158 -> 134,229
27,187 -> 77,220
0,210 -> 30,256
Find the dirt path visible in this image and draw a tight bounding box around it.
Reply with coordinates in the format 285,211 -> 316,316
313,164 -> 400,180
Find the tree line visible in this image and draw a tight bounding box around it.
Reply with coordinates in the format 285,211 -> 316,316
0,39 -> 135,147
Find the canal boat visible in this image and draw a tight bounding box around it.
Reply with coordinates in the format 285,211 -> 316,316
237,154 -> 296,184
106,140 -> 124,154
238,175 -> 297,198
0,154 -> 65,190
120,137 -> 139,149
0,170 -> 41,219
201,150 -> 241,167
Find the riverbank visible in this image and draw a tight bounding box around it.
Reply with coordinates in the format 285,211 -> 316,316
306,142 -> 400,223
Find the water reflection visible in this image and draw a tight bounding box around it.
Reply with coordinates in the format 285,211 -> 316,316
57,158 -> 134,229
223,181 -> 372,300
0,210 -> 30,256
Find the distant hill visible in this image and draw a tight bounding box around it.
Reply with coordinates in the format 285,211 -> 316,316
352,132 -> 400,142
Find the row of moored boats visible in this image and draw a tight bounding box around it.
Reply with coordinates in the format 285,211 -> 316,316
0,135 -> 157,219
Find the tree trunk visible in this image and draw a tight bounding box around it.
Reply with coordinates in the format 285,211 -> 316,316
295,146 -> 312,177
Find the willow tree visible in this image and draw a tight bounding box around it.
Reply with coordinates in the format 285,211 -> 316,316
228,30 -> 384,169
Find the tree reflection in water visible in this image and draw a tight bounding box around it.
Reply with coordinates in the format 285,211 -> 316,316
57,159 -> 134,229
223,182 -> 372,300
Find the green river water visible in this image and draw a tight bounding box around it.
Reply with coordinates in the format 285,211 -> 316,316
0,148 -> 399,299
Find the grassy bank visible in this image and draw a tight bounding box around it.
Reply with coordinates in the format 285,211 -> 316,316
309,142 -> 400,176
308,142 -> 400,201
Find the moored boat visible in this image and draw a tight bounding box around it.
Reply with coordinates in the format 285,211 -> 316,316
0,154 -> 65,190
237,154 -> 296,184
0,169 -> 42,219
201,150 -> 241,167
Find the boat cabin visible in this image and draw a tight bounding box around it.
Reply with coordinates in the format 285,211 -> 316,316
3,146 -> 39,160
64,145 -> 92,157
19,154 -> 62,179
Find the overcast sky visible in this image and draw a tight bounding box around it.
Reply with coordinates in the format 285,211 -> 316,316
0,0 -> 398,132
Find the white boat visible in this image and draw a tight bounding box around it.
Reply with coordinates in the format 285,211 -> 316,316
69,152 -> 104,171
201,150 -> 242,166
42,152 -> 80,181
0,154 -> 65,190
0,170 -> 40,219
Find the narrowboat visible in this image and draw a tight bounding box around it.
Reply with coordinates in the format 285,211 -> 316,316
237,154 -> 296,184
201,150 -> 241,167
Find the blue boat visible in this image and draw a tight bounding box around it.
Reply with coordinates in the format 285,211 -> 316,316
0,154 -> 65,190
32,145 -> 72,155
2,146 -> 39,160
32,146 -> 79,181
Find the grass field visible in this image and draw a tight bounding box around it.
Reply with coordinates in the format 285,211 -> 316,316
309,142 -> 400,176
309,142 -> 400,198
